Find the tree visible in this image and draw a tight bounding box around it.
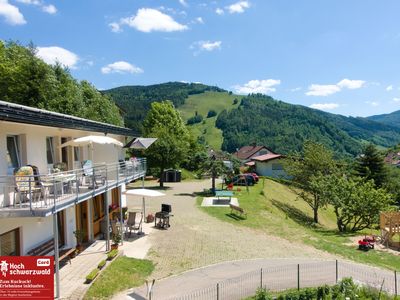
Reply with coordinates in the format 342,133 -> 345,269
284,141 -> 338,223
354,144 -> 387,188
315,174 -> 392,232
201,153 -> 227,193
207,110 -> 217,118
142,101 -> 190,187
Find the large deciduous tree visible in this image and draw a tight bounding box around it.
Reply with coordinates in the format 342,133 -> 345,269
314,174 -> 392,232
284,140 -> 338,223
142,101 -> 190,187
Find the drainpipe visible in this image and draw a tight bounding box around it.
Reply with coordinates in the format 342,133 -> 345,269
105,191 -> 110,251
53,213 -> 60,299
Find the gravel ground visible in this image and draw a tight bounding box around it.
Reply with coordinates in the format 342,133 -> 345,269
127,179 -> 333,280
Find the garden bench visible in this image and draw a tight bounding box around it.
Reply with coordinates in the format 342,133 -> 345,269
27,238 -> 75,264
229,204 -> 247,218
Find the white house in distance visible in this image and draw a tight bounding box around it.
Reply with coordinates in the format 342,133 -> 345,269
0,100 -> 146,260
249,153 -> 287,178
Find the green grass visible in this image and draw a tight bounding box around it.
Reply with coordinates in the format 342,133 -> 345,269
179,91 -> 242,149
180,168 -> 199,180
198,178 -> 400,271
84,256 -> 154,300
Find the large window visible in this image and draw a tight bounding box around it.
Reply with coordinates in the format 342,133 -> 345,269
46,137 -> 55,166
0,228 -> 20,256
6,136 -> 20,174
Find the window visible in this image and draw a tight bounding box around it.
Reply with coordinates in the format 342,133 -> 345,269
6,136 -> 20,174
272,163 -> 283,170
46,137 -> 55,165
0,228 -> 20,256
74,147 -> 80,162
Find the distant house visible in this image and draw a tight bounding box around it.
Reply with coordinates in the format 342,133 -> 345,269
385,151 -> 400,168
251,153 -> 287,178
234,145 -> 275,162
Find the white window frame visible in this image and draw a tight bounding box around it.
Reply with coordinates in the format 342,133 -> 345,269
6,135 -> 21,175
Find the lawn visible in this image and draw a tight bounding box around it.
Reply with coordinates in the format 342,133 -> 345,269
179,91 -> 242,150
84,256 -> 154,300
198,178 -> 400,271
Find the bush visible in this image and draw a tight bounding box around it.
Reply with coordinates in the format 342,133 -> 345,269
207,110 -> 217,118
98,260 -> 106,269
255,288 -> 272,300
85,268 -> 99,283
187,114 -> 203,125
107,249 -> 118,260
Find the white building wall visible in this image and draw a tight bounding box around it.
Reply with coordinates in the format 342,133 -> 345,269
255,160 -> 287,178
0,216 -> 53,255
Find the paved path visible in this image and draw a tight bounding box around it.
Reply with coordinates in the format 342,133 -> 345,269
116,258 -> 397,300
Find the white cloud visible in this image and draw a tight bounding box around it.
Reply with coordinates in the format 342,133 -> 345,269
226,1 -> 250,14
393,97 -> 400,102
0,0 -> 26,25
309,103 -> 339,110
36,46 -> 79,68
109,22 -> 121,33
386,85 -> 393,91
191,40 -> 222,55
337,78 -> 365,89
179,0 -> 188,7
306,78 -> 365,96
16,0 -> 57,15
195,16 -> 204,24
118,8 -> 188,33
290,87 -> 302,92
365,101 -> 380,107
101,61 -> 143,74
234,79 -> 281,94
42,4 -> 56,14
215,8 -> 224,15
306,84 -> 340,96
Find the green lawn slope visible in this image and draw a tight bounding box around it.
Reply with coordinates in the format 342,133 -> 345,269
198,178 -> 400,271
179,91 -> 242,149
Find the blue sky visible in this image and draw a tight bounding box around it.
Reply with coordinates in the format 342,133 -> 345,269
1,0 -> 400,117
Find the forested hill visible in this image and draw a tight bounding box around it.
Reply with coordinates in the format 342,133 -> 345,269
216,94 -> 400,157
0,41 -> 123,126
368,110 -> 400,128
102,82 -> 225,132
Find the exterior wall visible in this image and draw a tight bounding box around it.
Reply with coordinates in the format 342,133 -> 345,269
255,159 -> 287,178
0,120 -> 129,254
0,216 -> 53,255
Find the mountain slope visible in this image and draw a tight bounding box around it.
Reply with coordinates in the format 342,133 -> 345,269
215,94 -> 400,156
102,82 -> 224,133
104,83 -> 400,157
368,110 -> 400,129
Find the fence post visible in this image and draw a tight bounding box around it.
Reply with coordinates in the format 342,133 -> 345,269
217,283 -> 220,300
336,260 -> 338,283
297,264 -> 300,290
395,270 -> 397,297
260,268 -> 263,289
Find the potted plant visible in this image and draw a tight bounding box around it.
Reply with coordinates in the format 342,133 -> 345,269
73,229 -> 85,252
111,233 -> 121,250
146,213 -> 154,223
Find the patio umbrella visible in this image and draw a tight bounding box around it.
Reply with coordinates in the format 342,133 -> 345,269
60,135 -> 123,160
124,188 -> 165,233
123,137 -> 157,149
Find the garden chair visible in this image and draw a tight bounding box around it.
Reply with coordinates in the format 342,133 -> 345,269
14,166 -> 42,206
126,212 -> 142,237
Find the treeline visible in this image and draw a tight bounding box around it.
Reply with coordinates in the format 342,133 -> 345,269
0,41 -> 123,126
103,82 -> 225,132
216,94 -> 400,157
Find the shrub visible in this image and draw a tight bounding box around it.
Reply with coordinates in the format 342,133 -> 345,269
98,260 -> 106,269
85,268 -> 99,283
107,249 -> 118,260
254,287 -> 272,300
187,114 -> 203,125
207,110 -> 217,118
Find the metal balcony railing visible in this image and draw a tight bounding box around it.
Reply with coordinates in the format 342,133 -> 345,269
0,158 -> 146,214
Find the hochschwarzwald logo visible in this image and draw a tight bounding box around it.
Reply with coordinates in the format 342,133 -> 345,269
0,260 -> 8,277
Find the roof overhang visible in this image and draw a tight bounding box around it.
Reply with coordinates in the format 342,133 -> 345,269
0,100 -> 138,136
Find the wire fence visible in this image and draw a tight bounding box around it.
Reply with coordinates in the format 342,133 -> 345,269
152,260 -> 399,300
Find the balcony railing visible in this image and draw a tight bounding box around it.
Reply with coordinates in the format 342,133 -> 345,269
0,158 -> 146,215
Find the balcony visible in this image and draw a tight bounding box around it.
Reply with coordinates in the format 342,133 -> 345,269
0,158 -> 146,218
